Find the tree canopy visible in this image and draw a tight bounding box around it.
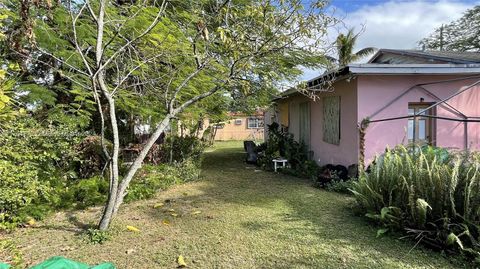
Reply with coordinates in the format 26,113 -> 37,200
1,0 -> 337,229
419,5 -> 480,52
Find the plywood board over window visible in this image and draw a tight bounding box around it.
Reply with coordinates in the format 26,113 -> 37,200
323,96 -> 340,145
299,102 -> 310,147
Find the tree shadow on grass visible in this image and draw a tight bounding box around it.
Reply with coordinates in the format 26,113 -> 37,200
33,211 -> 94,234
176,145 -> 460,268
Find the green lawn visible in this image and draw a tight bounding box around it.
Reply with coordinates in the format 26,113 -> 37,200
3,141 -> 460,268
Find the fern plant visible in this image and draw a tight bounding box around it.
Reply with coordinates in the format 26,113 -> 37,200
351,145 -> 480,262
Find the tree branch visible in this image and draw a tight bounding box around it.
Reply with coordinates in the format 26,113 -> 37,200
95,0 -> 168,76
69,0 -> 94,76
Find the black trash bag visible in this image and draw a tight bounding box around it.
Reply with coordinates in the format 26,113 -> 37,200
316,164 -> 349,186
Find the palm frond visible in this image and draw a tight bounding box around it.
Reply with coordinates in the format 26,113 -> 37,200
354,47 -> 376,58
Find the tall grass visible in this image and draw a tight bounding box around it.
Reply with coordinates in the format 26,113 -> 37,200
351,146 -> 480,261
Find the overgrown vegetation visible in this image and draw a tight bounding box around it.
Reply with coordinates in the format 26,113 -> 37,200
324,178 -> 355,194
258,122 -> 319,179
352,145 -> 480,263
83,228 -> 111,245
125,159 -> 201,202
4,143 -> 462,268
0,240 -> 23,269
259,122 -> 356,192
0,117 -> 84,230
0,117 -> 204,230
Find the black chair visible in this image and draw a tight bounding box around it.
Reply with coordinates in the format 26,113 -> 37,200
243,141 -> 258,164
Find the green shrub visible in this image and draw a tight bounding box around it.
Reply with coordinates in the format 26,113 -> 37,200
0,117 -> 84,228
160,135 -> 206,164
71,176 -> 109,209
325,179 -> 355,194
0,160 -> 44,217
125,159 -> 201,202
0,117 -> 205,230
84,228 -> 110,244
259,122 -> 318,178
0,240 -> 23,268
351,145 -> 480,262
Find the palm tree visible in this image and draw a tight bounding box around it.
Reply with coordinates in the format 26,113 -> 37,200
333,28 -> 376,67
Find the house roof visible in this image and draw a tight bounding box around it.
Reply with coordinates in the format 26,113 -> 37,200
274,63 -> 480,100
273,49 -> 480,101
369,49 -> 480,64
348,63 -> 480,74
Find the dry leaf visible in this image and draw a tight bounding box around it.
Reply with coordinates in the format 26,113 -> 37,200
162,219 -> 170,225
177,255 -> 187,267
60,246 -> 74,252
153,203 -> 164,208
126,248 -> 136,255
126,225 -> 140,232
26,218 -> 36,226
171,213 -> 178,217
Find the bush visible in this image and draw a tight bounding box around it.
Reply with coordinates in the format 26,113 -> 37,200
351,145 -> 480,262
71,176 -> 109,209
84,228 -> 110,244
125,159 -> 201,202
159,135 -> 205,163
324,179 -> 355,194
0,160 -> 44,220
0,117 -> 84,228
0,240 -> 23,268
75,136 -> 110,177
259,122 -> 318,179
0,117 -> 206,230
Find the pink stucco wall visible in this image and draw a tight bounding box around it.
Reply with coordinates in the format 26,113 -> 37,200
276,78 -> 359,167
310,79 -> 359,166
273,74 -> 480,167
358,75 -> 480,164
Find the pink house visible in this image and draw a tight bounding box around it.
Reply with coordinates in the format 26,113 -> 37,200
268,49 -> 480,168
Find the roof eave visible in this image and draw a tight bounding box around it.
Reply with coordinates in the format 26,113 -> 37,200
272,67 -> 350,101
349,64 -> 480,74
369,49 -> 479,64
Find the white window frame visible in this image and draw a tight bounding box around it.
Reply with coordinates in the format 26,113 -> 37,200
247,117 -> 263,129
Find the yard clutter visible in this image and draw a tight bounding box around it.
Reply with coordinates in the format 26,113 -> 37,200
272,158 -> 288,172
243,140 -> 259,164
256,123 -> 357,193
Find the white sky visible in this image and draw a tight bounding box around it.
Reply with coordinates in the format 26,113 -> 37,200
300,0 -> 480,81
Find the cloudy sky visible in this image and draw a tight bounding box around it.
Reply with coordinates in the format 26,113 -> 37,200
300,0 -> 480,80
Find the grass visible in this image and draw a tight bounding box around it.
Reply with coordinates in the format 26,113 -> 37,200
1,141 -> 462,268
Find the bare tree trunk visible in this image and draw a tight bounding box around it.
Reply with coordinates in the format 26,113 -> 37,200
98,115 -> 172,230
98,88 -> 121,230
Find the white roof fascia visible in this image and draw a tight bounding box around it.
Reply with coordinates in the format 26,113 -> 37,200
348,64 -> 480,74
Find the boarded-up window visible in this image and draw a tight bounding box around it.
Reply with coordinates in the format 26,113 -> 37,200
323,96 -> 340,145
299,102 -> 310,146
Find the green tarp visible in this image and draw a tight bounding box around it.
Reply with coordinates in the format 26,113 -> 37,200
1,256 -> 115,269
